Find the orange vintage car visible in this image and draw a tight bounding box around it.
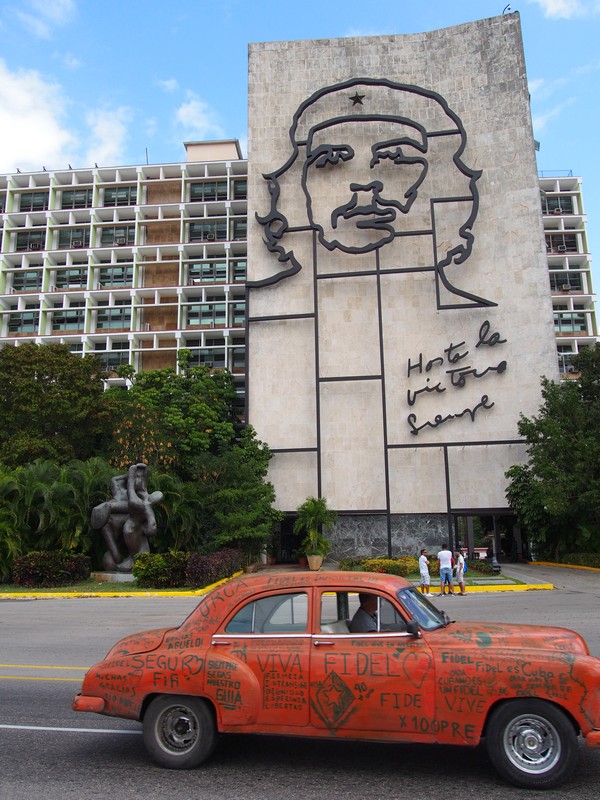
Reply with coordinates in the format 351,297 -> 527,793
72,571 -> 600,789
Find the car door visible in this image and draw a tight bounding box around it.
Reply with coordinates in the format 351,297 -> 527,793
309,589 -> 436,738
209,589 -> 312,728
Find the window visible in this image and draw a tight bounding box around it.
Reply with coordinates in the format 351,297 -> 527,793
99,265 -> 134,287
96,300 -> 131,329
197,348 -> 226,368
187,302 -> 226,327
554,312 -> 587,334
233,179 -> 247,200
52,305 -> 85,331
231,219 -> 247,240
545,233 -> 578,254
61,189 -> 93,209
57,228 -> 90,249
94,343 -> 130,370
187,261 -> 227,284
16,230 -> 45,252
12,270 -> 42,292
7,310 -> 39,333
549,273 -> 582,292
232,347 -> 245,371
188,220 -> 227,242
225,593 -> 308,634
104,186 -> 137,207
19,192 -> 49,212
100,226 -> 135,247
231,302 -> 245,326
190,181 -> 227,202
55,268 -> 88,290
542,195 -> 574,215
232,260 -> 246,282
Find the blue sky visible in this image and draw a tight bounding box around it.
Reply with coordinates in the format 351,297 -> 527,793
0,0 -> 599,286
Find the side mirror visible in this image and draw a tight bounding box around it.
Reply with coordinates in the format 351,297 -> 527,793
406,619 -> 421,637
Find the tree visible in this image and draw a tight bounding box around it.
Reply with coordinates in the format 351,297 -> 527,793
293,496 -> 337,555
0,343 -> 108,466
505,344 -> 600,559
103,364 -> 237,479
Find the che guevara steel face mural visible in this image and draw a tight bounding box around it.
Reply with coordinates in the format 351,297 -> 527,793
249,77 -> 496,311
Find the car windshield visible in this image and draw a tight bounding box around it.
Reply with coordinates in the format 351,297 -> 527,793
396,587 -> 447,631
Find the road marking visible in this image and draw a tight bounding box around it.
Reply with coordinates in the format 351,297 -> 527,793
0,724 -> 141,735
0,676 -> 82,682
0,664 -> 88,670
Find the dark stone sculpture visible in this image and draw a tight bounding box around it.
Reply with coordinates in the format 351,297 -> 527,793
91,463 -> 164,572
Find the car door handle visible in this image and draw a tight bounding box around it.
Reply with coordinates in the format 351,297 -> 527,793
211,640 -> 231,646
313,640 -> 334,646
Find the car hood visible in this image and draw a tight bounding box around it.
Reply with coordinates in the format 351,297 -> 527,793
104,627 -> 175,659
431,621 -> 590,655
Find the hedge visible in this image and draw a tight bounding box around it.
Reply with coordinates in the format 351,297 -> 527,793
12,551 -> 90,587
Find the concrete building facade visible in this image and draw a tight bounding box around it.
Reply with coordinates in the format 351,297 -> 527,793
247,14 -> 560,557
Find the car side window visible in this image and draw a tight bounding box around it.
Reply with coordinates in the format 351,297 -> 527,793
225,592 -> 308,634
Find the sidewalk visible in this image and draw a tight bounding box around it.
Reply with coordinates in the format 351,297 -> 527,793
3,560 -> 597,599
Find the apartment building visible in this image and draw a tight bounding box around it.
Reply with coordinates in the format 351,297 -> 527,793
540,173 -> 598,376
0,140 -> 247,398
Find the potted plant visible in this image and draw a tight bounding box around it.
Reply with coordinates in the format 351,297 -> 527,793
293,496 -> 337,571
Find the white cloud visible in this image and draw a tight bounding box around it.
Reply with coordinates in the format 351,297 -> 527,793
0,60 -> 76,172
158,78 -> 179,93
532,97 -> 575,132
83,106 -> 133,167
13,0 -> 76,39
528,76 -> 568,100
175,92 -> 225,140
527,0 -> 600,18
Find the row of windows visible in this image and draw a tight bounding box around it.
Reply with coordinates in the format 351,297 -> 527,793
12,220 -> 247,251
549,273 -> 583,292
545,233 -> 579,254
5,261 -> 246,292
11,180 -> 246,213
541,195 -> 574,215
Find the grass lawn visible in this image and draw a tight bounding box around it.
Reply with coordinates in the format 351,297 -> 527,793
0,579 -> 193,594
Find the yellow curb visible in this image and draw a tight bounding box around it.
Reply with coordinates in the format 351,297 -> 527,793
0,571 -> 244,600
428,584 -> 554,594
529,561 -> 600,572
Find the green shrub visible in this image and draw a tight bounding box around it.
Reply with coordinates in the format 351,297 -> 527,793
339,556 -> 366,571
132,551 -> 189,588
12,551 -> 90,587
186,548 -> 244,587
132,547 -> 244,589
560,553 -> 600,568
361,558 -> 409,576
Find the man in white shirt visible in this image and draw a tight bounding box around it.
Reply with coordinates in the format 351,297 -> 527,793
418,548 -> 432,595
437,544 -> 455,596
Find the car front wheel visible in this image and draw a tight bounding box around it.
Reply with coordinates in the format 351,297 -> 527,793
486,699 -> 579,789
143,695 -> 217,769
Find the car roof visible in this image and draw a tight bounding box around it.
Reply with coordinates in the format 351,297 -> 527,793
221,570 -> 412,600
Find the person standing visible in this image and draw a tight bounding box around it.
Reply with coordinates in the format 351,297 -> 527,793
437,543 -> 455,596
454,550 -> 466,596
418,548 -> 432,595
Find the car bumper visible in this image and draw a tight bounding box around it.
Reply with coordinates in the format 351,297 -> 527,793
72,694 -> 105,713
585,729 -> 600,748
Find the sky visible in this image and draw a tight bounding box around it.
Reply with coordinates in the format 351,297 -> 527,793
0,0 -> 599,286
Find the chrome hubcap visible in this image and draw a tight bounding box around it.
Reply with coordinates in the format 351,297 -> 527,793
504,714 -> 560,773
159,706 -> 198,753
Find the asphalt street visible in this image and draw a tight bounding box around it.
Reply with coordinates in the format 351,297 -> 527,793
0,564 -> 598,800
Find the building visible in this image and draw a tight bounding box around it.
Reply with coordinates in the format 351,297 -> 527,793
0,140 -> 247,400
246,14 -> 564,559
540,173 -> 598,375
0,14 -> 598,561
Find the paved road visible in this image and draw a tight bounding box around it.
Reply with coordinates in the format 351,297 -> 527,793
1,565 -> 599,800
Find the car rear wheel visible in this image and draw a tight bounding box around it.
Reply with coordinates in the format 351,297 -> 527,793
143,695 -> 217,769
486,699 -> 579,789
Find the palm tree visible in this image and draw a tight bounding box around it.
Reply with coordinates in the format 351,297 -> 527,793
293,496 -> 337,556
